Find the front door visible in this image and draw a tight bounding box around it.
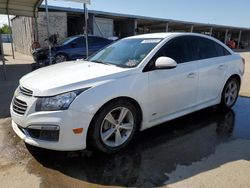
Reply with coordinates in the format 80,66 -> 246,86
147,36 -> 198,122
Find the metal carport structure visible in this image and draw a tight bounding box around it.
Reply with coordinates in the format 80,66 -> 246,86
0,0 -> 43,79
0,0 -> 42,17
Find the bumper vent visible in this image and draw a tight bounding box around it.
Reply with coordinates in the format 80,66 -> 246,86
20,86 -> 33,97
13,98 -> 27,115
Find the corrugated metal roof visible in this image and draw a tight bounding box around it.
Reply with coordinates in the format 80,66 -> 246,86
0,0 -> 43,17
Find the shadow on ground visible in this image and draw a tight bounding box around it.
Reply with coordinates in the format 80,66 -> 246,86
26,97 -> 250,187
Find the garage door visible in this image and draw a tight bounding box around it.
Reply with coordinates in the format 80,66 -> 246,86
93,17 -> 113,38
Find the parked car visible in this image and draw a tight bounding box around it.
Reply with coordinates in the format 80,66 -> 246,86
32,35 -> 113,64
11,33 -> 245,153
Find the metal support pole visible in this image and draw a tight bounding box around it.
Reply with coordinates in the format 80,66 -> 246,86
45,0 -> 52,65
224,29 -> 229,44
166,22 -> 169,32
34,16 -> 39,42
0,36 -> 6,80
237,30 -> 242,49
209,27 -> 213,36
134,19 -> 138,35
190,25 -> 194,33
84,3 -> 89,58
7,14 -> 15,59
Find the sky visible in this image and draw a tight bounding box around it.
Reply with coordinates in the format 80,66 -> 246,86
1,0 -> 250,28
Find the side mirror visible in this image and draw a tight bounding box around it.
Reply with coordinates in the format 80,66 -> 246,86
155,57 -> 177,69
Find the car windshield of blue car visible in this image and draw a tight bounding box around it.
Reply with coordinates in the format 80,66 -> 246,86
88,38 -> 162,68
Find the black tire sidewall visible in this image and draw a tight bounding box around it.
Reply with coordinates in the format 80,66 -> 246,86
89,100 -> 140,153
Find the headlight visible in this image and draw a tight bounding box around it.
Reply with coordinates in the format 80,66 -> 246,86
36,88 -> 89,111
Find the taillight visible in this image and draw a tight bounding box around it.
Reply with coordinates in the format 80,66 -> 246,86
242,57 -> 245,74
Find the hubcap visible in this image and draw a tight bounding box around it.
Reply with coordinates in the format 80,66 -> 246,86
100,107 -> 134,147
55,55 -> 67,63
225,80 -> 238,106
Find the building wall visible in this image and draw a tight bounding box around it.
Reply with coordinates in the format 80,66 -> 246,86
37,12 -> 68,48
12,12 -> 68,55
115,19 -> 136,38
93,17 -> 114,38
12,16 -> 34,55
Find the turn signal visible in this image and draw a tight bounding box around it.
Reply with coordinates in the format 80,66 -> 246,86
73,128 -> 83,134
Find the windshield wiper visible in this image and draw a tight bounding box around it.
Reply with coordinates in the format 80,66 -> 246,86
91,60 -> 130,68
91,60 -> 109,65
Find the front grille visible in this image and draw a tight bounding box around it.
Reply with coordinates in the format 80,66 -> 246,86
12,97 -> 28,115
19,86 -> 33,97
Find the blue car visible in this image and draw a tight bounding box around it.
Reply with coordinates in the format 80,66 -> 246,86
33,35 -> 113,64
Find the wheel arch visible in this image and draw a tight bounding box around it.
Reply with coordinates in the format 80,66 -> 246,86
226,74 -> 241,87
86,96 -> 143,149
55,52 -> 69,59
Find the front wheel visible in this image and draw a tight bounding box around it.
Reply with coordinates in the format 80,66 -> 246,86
220,78 -> 240,108
88,100 -> 140,153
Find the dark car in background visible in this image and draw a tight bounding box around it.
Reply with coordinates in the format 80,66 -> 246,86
32,35 -> 113,64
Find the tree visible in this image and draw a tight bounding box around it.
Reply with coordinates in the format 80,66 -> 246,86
0,24 -> 11,34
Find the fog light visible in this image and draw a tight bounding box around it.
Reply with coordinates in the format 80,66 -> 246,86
27,125 -> 60,142
28,125 -> 59,131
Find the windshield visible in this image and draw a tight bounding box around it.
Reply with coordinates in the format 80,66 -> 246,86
88,38 -> 162,67
57,36 -> 78,46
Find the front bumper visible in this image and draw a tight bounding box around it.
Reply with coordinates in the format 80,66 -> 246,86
10,94 -> 94,151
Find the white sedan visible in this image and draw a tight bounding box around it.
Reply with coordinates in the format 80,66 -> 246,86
10,33 -> 245,153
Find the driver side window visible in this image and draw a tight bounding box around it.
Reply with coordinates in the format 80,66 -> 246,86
144,36 -> 191,71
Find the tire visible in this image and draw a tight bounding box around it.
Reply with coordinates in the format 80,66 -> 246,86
220,77 -> 240,109
88,99 -> 140,153
55,53 -> 68,63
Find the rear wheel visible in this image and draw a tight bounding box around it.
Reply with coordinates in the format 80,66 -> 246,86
55,53 -> 67,63
221,78 -> 239,108
88,100 -> 140,153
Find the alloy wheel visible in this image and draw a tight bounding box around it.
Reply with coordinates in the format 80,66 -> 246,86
55,54 -> 67,63
224,80 -> 238,106
100,107 -> 135,147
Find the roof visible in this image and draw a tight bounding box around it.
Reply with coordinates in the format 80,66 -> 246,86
127,32 -> 179,39
0,0 -> 43,17
40,5 -> 250,31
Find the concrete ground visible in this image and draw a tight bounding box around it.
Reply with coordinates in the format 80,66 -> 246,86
1,43 -> 250,188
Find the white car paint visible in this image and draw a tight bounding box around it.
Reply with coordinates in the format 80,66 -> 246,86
10,33 -> 244,151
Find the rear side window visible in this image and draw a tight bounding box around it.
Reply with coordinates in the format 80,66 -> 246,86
191,36 -> 231,60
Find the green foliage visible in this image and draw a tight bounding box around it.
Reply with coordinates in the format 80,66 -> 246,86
0,24 -> 11,34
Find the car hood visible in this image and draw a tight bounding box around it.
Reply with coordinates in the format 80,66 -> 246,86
20,61 -> 132,96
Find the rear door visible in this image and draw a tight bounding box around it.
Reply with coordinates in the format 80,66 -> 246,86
147,36 -> 199,121
190,36 -> 231,105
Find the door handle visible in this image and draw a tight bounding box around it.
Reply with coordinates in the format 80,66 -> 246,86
187,72 -> 195,78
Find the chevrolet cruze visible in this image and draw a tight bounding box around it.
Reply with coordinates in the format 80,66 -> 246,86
11,33 -> 245,153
